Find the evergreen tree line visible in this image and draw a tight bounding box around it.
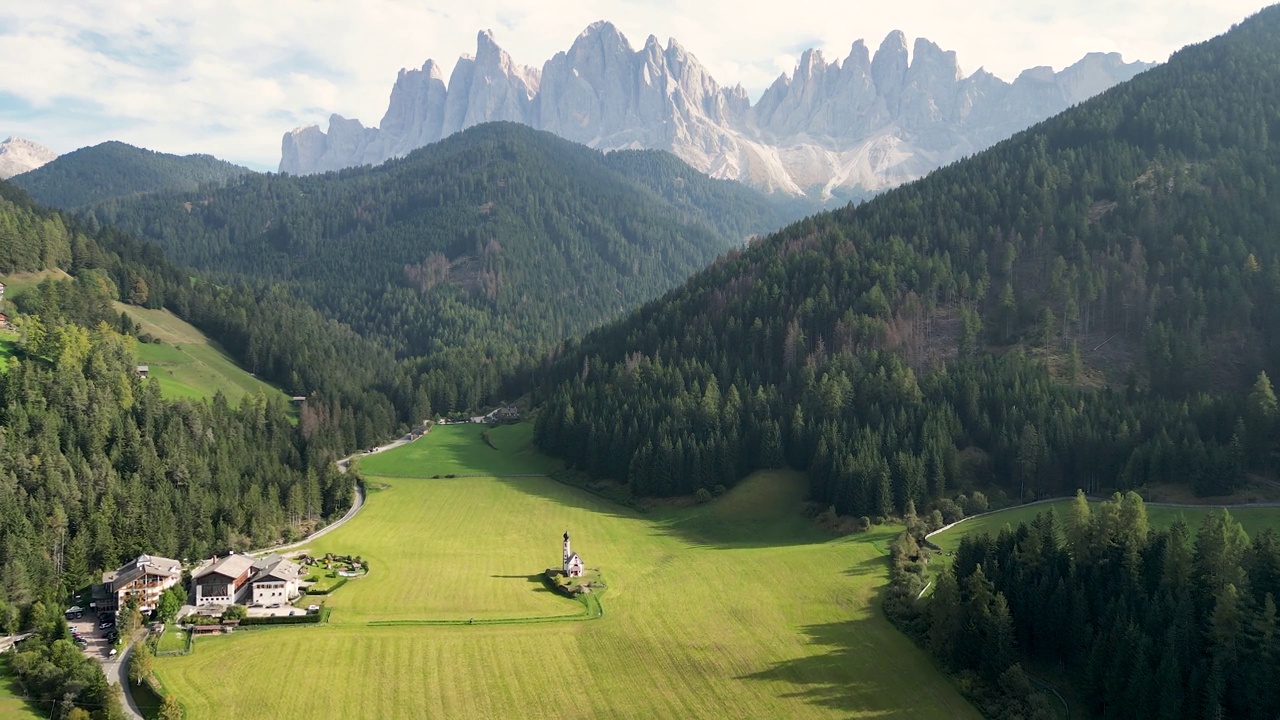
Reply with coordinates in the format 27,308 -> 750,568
532,8 -> 1280,511
886,493 -> 1280,720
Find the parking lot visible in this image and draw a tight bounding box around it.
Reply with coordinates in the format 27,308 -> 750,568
67,610 -> 118,659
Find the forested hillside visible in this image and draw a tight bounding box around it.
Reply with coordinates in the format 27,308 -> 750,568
0,179 -> 388,716
10,141 -> 252,209
87,123 -> 789,412
885,493 -> 1280,720
535,8 -> 1280,514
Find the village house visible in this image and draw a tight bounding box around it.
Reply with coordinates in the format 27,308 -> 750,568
248,555 -> 304,606
192,554 -> 256,607
96,554 -> 183,617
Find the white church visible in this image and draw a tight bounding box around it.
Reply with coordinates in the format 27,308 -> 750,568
562,530 -> 585,577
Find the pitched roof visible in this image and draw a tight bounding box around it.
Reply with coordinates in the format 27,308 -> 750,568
250,555 -> 303,584
193,554 -> 256,582
103,554 -> 182,586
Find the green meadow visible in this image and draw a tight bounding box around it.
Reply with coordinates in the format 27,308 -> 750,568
154,423 -> 979,719
931,499 -> 1280,553
116,303 -> 290,404
359,423 -> 564,477
0,654 -> 41,719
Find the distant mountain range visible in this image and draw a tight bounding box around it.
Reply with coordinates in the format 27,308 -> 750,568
0,136 -> 57,179
10,141 -> 253,208
281,22 -> 1153,200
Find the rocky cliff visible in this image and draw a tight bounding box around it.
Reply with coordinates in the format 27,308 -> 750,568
0,136 -> 58,179
280,23 -> 1152,200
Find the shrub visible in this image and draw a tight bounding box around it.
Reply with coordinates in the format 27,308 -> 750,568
694,488 -> 712,504
712,484 -> 727,497
221,605 -> 247,621
937,499 -> 965,524
238,612 -> 322,626
929,510 -> 945,531
872,516 -> 885,526
859,516 -> 871,530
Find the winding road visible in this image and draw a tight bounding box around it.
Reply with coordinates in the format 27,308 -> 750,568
109,424 -> 429,717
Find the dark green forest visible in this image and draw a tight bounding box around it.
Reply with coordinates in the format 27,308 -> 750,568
10,141 -> 253,209
534,8 -> 1280,517
87,123 -> 791,414
0,184 -> 391,718
885,493 -> 1280,720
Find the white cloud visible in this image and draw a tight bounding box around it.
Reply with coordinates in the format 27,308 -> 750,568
0,0 -> 1270,170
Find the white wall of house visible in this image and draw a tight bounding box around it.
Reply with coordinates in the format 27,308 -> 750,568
250,578 -> 297,605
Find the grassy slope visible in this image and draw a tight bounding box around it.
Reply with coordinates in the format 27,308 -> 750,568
0,654 -> 42,720
931,500 -> 1280,554
0,329 -> 17,362
155,424 -> 979,719
116,303 -> 289,404
0,268 -> 73,297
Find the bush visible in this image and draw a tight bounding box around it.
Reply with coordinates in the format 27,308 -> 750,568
937,499 -> 965,524
694,488 -> 712,504
859,516 -> 871,530
221,605 -> 247,621
872,516 -> 885,526
238,612 -> 323,626
712,484 -> 727,497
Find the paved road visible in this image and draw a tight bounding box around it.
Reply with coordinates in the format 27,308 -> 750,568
107,641 -> 144,720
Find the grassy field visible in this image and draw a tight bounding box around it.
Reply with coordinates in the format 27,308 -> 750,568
359,423 -> 564,477
155,423 -> 978,719
0,268 -> 72,298
931,499 -> 1280,553
0,329 -> 17,363
116,303 -> 290,404
0,654 -> 41,719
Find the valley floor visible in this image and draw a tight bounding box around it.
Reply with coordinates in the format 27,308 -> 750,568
153,424 -> 979,719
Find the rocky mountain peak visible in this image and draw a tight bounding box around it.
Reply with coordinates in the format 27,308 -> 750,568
0,136 -> 58,179
279,24 -> 1154,201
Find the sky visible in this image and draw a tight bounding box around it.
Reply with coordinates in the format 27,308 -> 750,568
0,1 -> 1271,171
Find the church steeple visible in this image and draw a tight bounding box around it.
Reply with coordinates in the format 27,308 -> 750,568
563,531 -> 571,565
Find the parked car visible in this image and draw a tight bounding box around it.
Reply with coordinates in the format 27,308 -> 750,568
107,648 -> 117,657
98,620 -> 114,630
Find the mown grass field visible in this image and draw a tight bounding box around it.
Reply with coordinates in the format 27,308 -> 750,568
931,499 -> 1280,553
115,302 -> 290,404
155,423 -> 978,719
359,423 -> 564,477
0,654 -> 41,719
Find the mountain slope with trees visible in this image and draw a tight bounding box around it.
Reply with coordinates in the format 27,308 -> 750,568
534,8 -> 1280,514
10,141 -> 253,209
87,122 -> 790,411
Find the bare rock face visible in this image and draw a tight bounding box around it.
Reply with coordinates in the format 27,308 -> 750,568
0,136 -> 58,179
279,22 -> 1153,200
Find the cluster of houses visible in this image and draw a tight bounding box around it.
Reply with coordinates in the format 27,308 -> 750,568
93,552 -> 304,618
436,405 -> 521,426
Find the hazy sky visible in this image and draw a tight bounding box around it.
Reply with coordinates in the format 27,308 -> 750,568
0,1 -> 1270,170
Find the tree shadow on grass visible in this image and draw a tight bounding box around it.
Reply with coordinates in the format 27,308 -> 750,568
490,573 -> 556,596
844,554 -> 890,577
737,589 -> 966,718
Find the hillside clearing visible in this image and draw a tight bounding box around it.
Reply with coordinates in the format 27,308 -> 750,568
116,302 -> 290,403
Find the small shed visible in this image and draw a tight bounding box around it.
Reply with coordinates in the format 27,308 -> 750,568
136,365 -> 150,379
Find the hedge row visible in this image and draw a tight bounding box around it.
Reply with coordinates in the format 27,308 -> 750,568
305,578 -> 348,595
238,609 -> 328,626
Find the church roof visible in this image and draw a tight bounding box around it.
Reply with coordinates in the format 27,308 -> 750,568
567,552 -> 582,563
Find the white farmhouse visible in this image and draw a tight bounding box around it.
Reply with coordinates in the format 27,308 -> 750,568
248,555 -> 303,605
